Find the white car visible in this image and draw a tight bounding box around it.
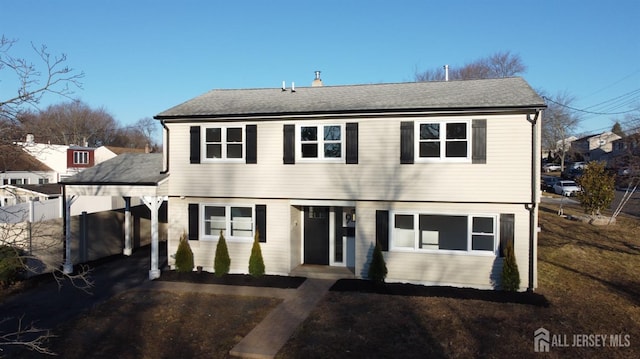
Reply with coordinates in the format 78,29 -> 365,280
553,180 -> 581,196
542,163 -> 561,172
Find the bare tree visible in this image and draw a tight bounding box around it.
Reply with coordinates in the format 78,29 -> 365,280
415,51 -> 527,82
0,35 -> 84,126
540,91 -> 581,170
19,100 -> 119,146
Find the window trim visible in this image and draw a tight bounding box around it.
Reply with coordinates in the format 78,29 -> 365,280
201,125 -> 245,162
73,151 -> 89,165
414,120 -> 471,163
200,204 -> 255,241
389,211 -> 498,255
296,123 -> 345,162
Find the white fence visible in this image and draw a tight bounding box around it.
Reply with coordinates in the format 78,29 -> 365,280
0,198 -> 62,224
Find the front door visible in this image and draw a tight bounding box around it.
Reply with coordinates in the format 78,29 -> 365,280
304,206 -> 329,265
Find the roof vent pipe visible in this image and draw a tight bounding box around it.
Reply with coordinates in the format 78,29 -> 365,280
282,81 -> 286,91
444,64 -> 449,81
291,82 -> 296,92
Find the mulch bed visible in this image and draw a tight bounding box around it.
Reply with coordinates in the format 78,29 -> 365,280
331,279 -> 550,307
158,270 -> 307,288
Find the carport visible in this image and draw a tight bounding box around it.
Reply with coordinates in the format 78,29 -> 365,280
60,153 -> 169,279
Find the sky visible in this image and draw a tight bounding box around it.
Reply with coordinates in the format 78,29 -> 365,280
2,0 -> 639,142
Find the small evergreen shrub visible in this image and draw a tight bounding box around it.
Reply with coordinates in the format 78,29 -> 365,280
576,161 -> 615,216
367,242 -> 388,284
248,231 -> 265,277
174,232 -> 194,273
0,245 -> 23,285
501,241 -> 521,291
214,230 -> 230,277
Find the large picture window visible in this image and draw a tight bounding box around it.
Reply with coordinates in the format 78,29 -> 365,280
203,126 -> 244,160
391,212 -> 496,253
202,205 -> 253,240
417,121 -> 470,161
298,124 -> 343,160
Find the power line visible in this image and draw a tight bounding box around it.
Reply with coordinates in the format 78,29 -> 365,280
543,95 -> 640,115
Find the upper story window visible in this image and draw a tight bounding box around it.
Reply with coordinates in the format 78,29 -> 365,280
203,126 -> 244,161
391,212 -> 496,254
298,124 -> 344,161
417,121 -> 469,161
73,151 -> 89,164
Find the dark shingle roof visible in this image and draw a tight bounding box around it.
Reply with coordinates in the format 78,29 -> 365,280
155,77 -> 545,119
0,145 -> 53,172
61,153 -> 167,185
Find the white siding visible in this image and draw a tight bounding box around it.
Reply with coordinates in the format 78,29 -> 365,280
166,114 -> 535,204
355,201 -> 532,290
167,197 -> 291,276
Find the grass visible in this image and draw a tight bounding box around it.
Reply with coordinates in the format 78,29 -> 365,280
8,201 -> 640,358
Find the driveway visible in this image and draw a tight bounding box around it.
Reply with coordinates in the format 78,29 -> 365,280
0,243 -> 167,339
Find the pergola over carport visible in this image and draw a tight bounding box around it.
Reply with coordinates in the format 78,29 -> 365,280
60,153 -> 169,279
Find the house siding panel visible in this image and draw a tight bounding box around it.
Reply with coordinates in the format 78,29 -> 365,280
167,114 -> 533,204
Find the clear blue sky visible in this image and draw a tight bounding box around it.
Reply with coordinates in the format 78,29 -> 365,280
2,0 -> 639,139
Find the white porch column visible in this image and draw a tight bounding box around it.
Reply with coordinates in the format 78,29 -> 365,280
123,197 -> 133,256
142,196 -> 164,280
63,195 -> 78,274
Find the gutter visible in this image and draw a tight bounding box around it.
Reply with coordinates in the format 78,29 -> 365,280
526,109 -> 543,291
160,120 -> 169,174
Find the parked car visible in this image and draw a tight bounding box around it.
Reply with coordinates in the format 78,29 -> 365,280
541,176 -> 559,192
542,163 -> 561,172
561,168 -> 583,180
553,180 -> 581,196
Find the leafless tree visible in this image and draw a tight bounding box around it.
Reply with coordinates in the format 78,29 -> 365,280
19,100 -> 119,146
540,91 -> 582,170
0,35 -> 84,126
415,51 -> 527,82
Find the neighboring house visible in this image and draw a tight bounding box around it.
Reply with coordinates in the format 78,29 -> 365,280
0,183 -> 62,222
0,144 -> 57,187
94,145 -> 149,164
154,77 -> 545,291
570,131 -> 621,162
16,135 -> 97,181
609,132 -> 640,170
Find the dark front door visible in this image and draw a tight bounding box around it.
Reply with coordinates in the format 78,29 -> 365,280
304,206 -> 329,265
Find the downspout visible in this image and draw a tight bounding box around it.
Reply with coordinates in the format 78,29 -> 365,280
526,110 -> 542,291
160,120 -> 170,174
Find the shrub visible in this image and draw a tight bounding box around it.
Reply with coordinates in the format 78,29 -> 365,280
367,242 -> 387,284
577,161 -> 615,215
501,241 -> 520,291
248,231 -> 265,277
174,232 -> 194,273
214,230 -> 230,277
0,245 -> 23,285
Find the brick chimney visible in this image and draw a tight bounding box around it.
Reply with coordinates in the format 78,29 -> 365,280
311,71 -> 323,87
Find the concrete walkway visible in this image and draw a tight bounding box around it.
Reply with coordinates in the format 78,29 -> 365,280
146,278 -> 335,359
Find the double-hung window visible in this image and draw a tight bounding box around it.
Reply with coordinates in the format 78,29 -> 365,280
298,124 -> 344,161
391,212 -> 496,253
203,126 -> 244,161
202,204 -> 254,240
417,121 -> 470,161
73,151 -> 89,164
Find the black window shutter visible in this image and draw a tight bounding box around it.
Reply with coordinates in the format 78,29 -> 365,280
346,123 -> 359,164
256,204 -> 267,243
190,126 -> 201,164
472,119 -> 487,164
188,203 -> 199,240
376,210 -> 389,251
499,213 -> 514,257
400,121 -> 414,164
283,124 -> 295,164
246,124 -> 257,164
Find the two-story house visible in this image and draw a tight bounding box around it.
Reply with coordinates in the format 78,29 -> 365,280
570,131 -> 621,163
154,77 -> 545,291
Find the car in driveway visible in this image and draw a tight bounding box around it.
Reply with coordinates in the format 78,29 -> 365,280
553,180 -> 581,196
542,163 -> 561,172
